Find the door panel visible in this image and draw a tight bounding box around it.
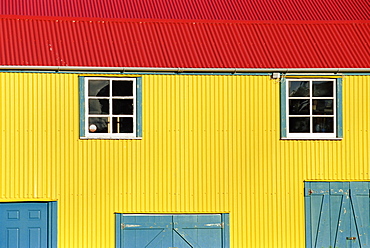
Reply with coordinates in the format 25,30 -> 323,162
305,182 -> 370,248
173,215 -> 223,248
0,202 -> 48,248
120,215 -> 172,248
0,202 -> 57,248
330,183 -> 348,248
350,182 -> 370,248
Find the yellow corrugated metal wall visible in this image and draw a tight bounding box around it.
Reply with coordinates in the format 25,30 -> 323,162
0,73 -> 369,247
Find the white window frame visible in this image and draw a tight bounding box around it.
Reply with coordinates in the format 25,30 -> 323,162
83,77 -> 138,139
285,78 -> 338,139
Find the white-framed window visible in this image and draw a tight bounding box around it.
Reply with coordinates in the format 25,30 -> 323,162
281,78 -> 342,139
79,77 -> 142,139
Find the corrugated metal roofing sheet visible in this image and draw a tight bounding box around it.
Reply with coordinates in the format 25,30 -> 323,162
0,0 -> 369,20
0,16 -> 369,68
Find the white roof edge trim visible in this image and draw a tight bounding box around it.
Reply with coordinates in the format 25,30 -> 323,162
0,66 -> 370,73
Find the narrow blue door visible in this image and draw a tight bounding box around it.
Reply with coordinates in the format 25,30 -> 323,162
116,214 -> 229,248
0,202 -> 51,248
349,182 -> 370,248
305,182 -> 370,248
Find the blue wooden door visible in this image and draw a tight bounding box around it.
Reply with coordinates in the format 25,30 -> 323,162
116,214 -> 229,248
0,202 -> 52,248
305,182 -> 370,248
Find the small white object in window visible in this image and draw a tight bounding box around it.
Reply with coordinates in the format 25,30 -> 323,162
89,124 -> 97,132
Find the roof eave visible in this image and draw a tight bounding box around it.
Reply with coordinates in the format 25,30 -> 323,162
0,66 -> 369,74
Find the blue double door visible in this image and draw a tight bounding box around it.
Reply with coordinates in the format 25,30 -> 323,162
116,214 -> 229,248
0,202 -> 57,248
305,182 -> 370,248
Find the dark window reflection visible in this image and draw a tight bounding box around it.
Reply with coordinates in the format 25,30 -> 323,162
112,117 -> 133,133
289,117 -> 310,133
313,117 -> 334,133
289,99 -> 310,115
113,99 -> 133,115
112,81 -> 133,96
112,117 -> 118,133
88,80 -> 109,96
289,81 -> 309,97
89,117 -> 109,133
312,100 -> 333,115
89,99 -> 109,114
119,117 -> 133,133
313,81 -> 333,97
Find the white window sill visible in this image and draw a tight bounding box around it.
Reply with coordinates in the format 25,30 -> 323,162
281,137 -> 343,140
80,136 -> 142,140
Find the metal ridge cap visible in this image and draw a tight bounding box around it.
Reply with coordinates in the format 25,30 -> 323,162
0,66 -> 370,73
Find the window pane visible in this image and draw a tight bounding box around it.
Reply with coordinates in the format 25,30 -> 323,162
112,117 -> 118,133
119,117 -> 134,133
313,81 -> 333,97
313,117 -> 334,133
289,81 -> 309,97
112,80 -> 133,96
289,99 -> 310,115
312,100 -> 333,115
88,80 -> 109,97
113,99 -> 133,115
289,117 -> 310,133
89,99 -> 109,114
88,117 -> 108,133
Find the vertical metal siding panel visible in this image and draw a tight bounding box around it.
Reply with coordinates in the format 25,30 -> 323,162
41,74 -> 48,198
362,77 -> 370,178
152,76 -> 159,212
215,76 -> 222,212
204,75 -> 212,211
240,76 -> 248,248
188,76 -> 195,211
14,73 -> 20,198
162,75 -> 169,211
2,73 -> 8,198
253,76 -> 261,247
354,76 -> 362,178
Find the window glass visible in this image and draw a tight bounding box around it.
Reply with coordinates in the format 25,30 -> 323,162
112,80 -> 133,96
289,99 -> 310,115
289,81 -> 309,97
89,117 -> 109,133
313,117 -> 334,133
313,81 -> 333,97
89,99 -> 109,114
289,117 -> 310,133
113,99 -> 133,115
88,80 -> 109,96
312,100 -> 333,115
118,117 -> 134,133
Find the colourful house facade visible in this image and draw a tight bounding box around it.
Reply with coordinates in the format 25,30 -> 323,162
1,1 -> 370,247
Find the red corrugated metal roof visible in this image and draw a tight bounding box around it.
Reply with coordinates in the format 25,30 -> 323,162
0,0 -> 369,21
0,16 -> 369,68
